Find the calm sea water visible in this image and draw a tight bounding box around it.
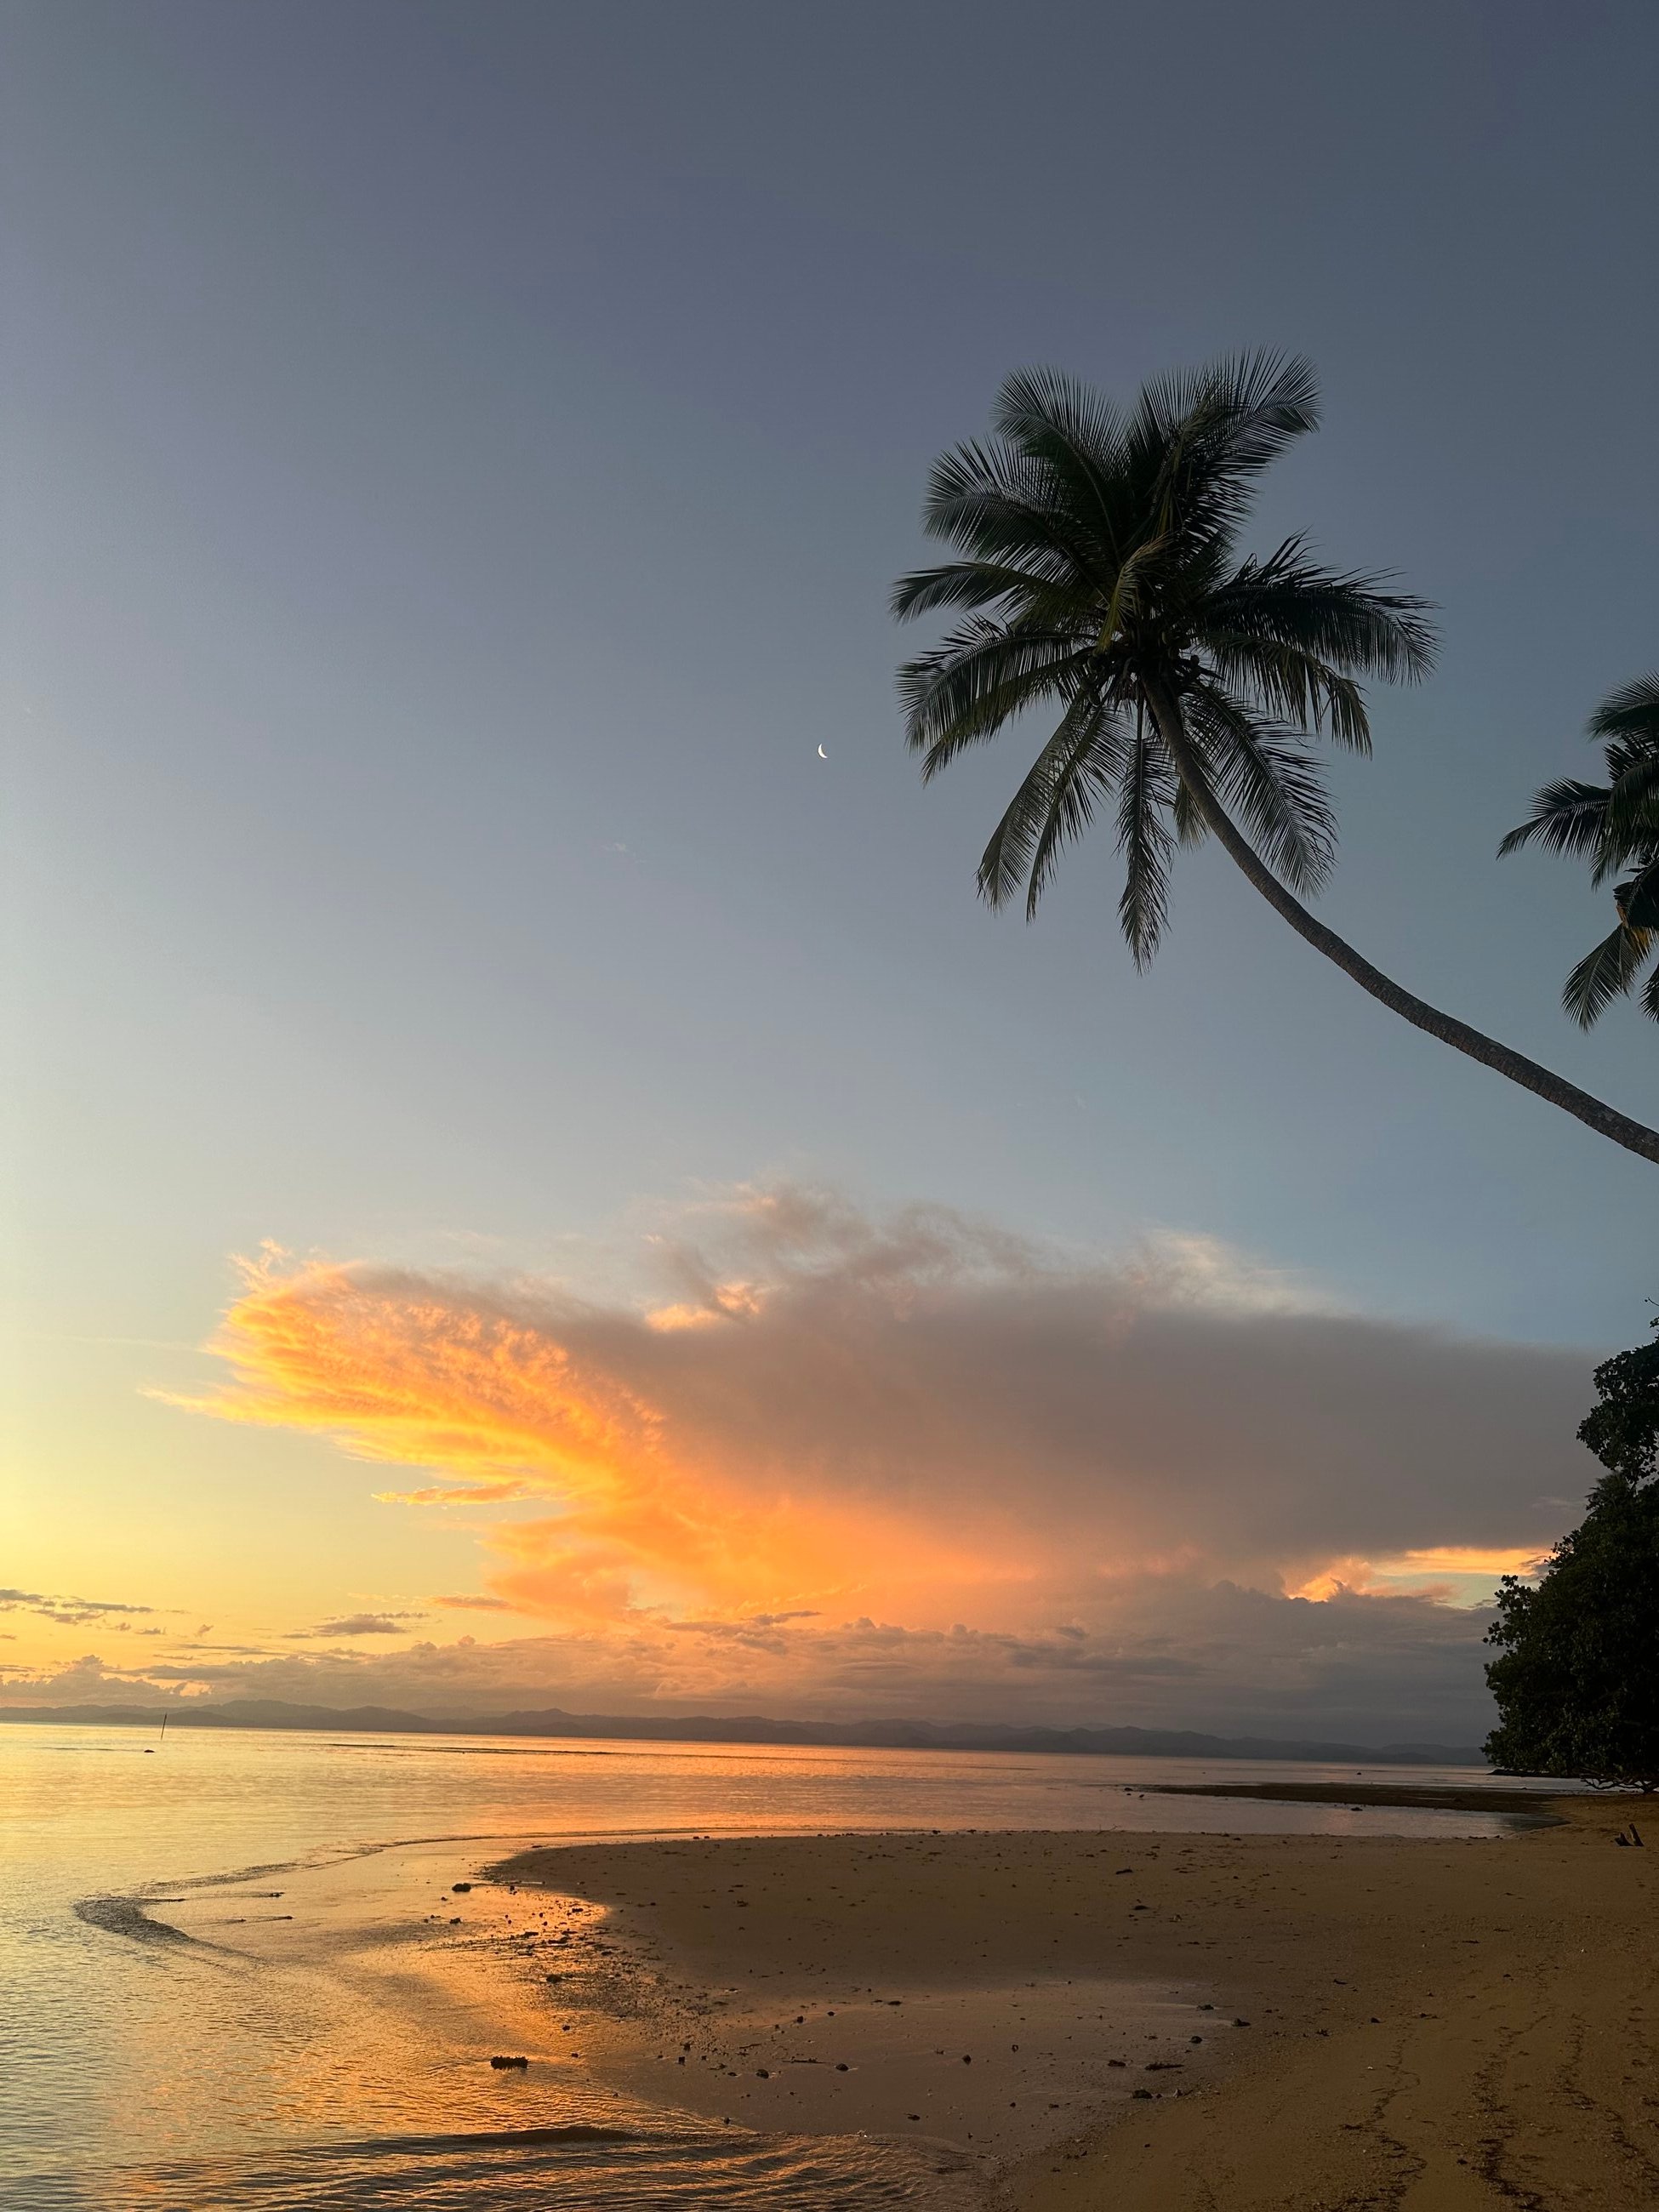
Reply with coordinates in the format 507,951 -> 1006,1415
0,1723 -> 1539,2211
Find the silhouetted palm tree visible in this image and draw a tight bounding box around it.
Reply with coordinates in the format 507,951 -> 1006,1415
1500,675 -> 1659,1028
894,355 -> 1659,1166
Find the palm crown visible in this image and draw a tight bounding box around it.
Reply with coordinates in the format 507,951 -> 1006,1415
892,355 -> 1659,1167
1499,676 -> 1659,1026
892,352 -> 1436,962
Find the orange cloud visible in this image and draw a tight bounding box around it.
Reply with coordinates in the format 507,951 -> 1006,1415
162,1190 -> 1590,1722
167,1240 -> 978,1628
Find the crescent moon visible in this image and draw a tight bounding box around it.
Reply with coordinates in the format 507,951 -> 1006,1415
817,744 -> 828,759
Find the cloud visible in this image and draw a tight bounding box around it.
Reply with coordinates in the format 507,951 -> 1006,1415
134,1185 -> 1601,1738
0,1652 -> 175,1706
0,1586 -> 1500,1742
0,1588 -> 156,1628
285,1611 -> 426,1639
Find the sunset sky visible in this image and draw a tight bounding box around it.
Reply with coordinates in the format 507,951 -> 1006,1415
7,2 -> 1657,1746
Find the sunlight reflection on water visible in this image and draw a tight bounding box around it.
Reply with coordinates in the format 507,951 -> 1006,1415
2,1725 -> 1542,2209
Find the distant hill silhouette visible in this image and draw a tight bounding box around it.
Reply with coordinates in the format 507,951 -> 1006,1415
0,1697 -> 1479,1764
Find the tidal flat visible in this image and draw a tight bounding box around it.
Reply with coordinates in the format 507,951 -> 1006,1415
492,1796 -> 1656,2209
7,1728 -> 1637,2210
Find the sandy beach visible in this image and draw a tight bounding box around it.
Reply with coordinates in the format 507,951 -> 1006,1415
491,1790 -> 1657,2209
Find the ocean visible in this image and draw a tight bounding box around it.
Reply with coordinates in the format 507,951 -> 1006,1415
1,1721 -> 1538,2210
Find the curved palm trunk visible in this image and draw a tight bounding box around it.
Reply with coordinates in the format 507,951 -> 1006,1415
1144,685 -> 1659,1168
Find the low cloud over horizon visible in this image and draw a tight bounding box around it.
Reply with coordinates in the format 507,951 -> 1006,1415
1,1588 -> 159,1629
6,1188 -> 1600,1742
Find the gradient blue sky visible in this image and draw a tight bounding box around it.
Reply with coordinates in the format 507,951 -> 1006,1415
5,3 -> 1656,1732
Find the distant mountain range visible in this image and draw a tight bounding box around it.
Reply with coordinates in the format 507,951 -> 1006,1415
0,1697 -> 1480,1764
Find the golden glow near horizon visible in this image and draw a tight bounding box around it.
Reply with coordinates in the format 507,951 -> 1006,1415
1288,1548 -> 1551,1605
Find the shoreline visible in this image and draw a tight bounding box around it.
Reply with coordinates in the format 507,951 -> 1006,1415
488,1793 -> 1656,2208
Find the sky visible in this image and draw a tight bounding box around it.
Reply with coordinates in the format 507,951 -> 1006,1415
4,1 -> 1657,1746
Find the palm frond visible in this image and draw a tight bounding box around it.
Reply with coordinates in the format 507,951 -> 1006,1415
898,619 -> 1091,771
1601,744 -> 1659,847
993,366 -> 1126,469
891,560 -> 1092,624
976,692 -> 1128,915
1615,858 -> 1659,932
1187,687 -> 1337,892
1200,539 -> 1436,683
1117,719 -> 1176,966
1497,778 -> 1612,860
920,438 -> 1106,587
1588,673 -> 1659,747
991,368 -> 1132,564
1204,636 -> 1372,750
1590,831 -> 1659,887
1563,922 -> 1652,1029
1136,351 -> 1320,470
1172,772 -> 1206,847
1198,350 -> 1324,469
1095,530 -> 1172,651
1136,352 -> 1321,556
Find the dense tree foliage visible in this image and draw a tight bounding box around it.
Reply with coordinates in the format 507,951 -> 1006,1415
1485,1325 -> 1659,1790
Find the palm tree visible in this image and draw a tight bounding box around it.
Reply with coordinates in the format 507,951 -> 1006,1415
892,354 -> 1659,1166
1499,675 -> 1659,1028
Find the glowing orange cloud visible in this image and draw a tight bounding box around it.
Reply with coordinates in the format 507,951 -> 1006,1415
168,1246 -> 987,1628
162,1194 -> 1585,1674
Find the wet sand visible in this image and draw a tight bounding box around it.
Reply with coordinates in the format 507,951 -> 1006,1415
491,1793 -> 1658,2208
483,1832 -> 1229,2172
1143,1778 -> 1569,1821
